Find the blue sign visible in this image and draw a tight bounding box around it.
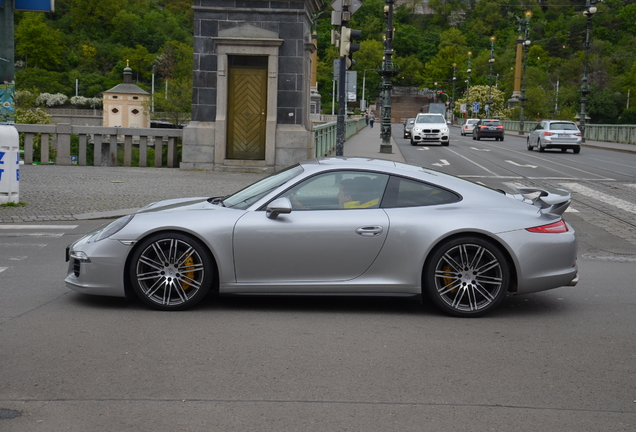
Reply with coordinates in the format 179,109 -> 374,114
472,102 -> 480,113
15,0 -> 54,12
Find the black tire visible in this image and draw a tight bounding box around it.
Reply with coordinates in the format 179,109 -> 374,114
573,147 -> 581,154
129,232 -> 213,311
527,139 -> 533,150
424,236 -> 510,317
476,135 -> 481,140
410,139 -> 416,146
442,142 -> 449,146
538,139 -> 545,152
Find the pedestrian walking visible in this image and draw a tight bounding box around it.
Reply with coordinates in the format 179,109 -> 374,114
365,111 -> 369,125
369,111 -> 375,128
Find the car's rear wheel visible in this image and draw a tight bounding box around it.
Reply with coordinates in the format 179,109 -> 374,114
425,237 -> 509,317
130,232 -> 213,311
527,138 -> 533,150
573,147 -> 581,154
538,139 -> 545,152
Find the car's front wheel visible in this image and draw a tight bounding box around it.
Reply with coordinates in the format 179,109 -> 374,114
527,138 -> 533,150
129,232 -> 213,310
424,237 -> 510,317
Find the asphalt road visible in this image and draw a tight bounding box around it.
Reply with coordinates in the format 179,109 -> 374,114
1,133 -> 635,431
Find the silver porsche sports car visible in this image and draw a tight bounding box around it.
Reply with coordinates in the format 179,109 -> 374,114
65,158 -> 578,317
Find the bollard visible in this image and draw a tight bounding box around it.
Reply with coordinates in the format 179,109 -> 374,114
0,125 -> 20,204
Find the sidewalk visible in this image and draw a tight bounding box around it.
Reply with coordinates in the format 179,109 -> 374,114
339,123 -> 406,162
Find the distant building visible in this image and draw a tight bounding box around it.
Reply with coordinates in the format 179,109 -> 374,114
395,0 -> 433,14
102,64 -> 150,128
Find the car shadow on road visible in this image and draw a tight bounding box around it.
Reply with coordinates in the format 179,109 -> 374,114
66,290 -> 577,318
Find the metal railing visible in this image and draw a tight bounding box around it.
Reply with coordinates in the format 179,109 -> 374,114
499,120 -> 636,144
313,118 -> 367,158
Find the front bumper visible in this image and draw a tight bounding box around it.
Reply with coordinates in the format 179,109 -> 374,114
412,131 -> 449,144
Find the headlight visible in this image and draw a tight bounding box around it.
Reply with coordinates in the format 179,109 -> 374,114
94,215 -> 134,242
441,128 -> 449,133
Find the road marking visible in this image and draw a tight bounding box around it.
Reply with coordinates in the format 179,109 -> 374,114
445,148 -> 501,176
470,147 -> 490,151
0,267 -> 7,274
0,233 -> 65,238
416,147 -> 430,150
0,225 -> 78,230
506,160 -> 538,169
625,184 -> 636,189
560,182 -> 636,214
432,159 -> 450,167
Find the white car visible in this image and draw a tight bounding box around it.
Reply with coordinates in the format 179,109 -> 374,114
461,119 -> 479,136
410,113 -> 450,146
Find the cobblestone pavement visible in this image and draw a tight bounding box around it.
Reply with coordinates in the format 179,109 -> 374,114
0,165 -> 266,223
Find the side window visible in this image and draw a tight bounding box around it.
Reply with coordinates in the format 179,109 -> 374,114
382,176 -> 460,208
279,171 -> 389,210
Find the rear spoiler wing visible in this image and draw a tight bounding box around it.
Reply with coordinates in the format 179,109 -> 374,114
514,187 -> 572,216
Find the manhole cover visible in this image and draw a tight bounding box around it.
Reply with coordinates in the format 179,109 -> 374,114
0,409 -> 21,420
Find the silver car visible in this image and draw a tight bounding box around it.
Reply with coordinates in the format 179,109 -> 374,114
65,158 -> 578,317
461,118 -> 479,136
527,120 -> 582,153
410,113 -> 450,146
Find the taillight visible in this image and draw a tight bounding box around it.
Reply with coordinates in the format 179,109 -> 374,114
543,132 -> 553,137
526,220 -> 568,233
574,133 -> 581,136
497,126 -> 504,129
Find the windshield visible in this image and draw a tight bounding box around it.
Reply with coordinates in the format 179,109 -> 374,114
223,164 -> 304,210
416,114 -> 445,124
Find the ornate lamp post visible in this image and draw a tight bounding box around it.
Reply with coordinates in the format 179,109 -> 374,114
466,51 -> 472,100
487,36 -> 496,117
451,63 -> 456,122
379,0 -> 399,154
579,0 -> 599,143
519,12 -> 531,136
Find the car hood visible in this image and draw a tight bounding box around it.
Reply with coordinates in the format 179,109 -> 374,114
137,197 -> 214,213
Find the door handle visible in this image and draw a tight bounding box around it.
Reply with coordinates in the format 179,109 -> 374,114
355,226 -> 383,237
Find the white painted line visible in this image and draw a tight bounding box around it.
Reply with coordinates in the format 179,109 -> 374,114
0,225 -> 78,230
0,267 -> 8,274
506,160 -> 538,169
470,147 -> 490,151
625,184 -> 636,189
560,182 -> 636,214
432,159 -> 450,167
0,233 -> 65,238
445,148 -> 501,176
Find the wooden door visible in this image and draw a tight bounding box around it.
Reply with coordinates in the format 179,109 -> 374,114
227,66 -> 267,160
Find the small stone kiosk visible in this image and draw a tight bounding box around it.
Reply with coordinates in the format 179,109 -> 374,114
181,0 -> 323,173
102,63 -> 151,128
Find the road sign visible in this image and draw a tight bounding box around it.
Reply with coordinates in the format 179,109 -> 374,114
460,103 -> 467,113
14,0 -> 55,11
331,0 -> 362,14
472,102 -> 480,113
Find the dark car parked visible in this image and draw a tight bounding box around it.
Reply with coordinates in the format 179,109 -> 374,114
473,119 -> 505,141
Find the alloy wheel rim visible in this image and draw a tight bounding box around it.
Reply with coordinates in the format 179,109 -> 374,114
135,239 -> 205,306
434,243 -> 503,312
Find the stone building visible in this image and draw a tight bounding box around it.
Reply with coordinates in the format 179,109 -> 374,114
102,64 -> 151,128
181,0 -> 323,173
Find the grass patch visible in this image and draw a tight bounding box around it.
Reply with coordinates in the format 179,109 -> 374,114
0,201 -> 27,207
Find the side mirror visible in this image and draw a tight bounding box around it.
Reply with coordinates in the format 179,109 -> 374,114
266,197 -> 292,219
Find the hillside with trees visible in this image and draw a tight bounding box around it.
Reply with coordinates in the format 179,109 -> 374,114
13,0 -> 193,116
315,0 -> 636,124
12,0 -> 636,124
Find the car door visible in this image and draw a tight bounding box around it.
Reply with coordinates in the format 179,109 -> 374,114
232,171 -> 390,286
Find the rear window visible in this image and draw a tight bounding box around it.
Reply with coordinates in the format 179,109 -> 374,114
381,176 -> 460,208
549,122 -> 578,131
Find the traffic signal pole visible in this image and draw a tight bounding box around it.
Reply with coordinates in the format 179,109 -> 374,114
0,0 -> 16,124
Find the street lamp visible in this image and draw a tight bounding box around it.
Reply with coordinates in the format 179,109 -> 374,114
361,68 -> 377,113
519,12 -> 531,136
451,63 -> 456,122
579,0 -> 599,143
488,36 -> 496,117
466,52 -> 472,100
379,0 -> 399,154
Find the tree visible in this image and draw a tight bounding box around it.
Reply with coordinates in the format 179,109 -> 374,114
151,76 -> 192,128
454,84 -> 512,119
15,13 -> 65,69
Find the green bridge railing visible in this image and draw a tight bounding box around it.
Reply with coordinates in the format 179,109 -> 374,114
313,118 -> 368,158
